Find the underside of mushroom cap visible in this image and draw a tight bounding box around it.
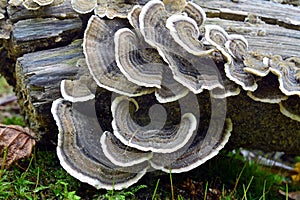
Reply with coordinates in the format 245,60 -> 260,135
111,96 -> 197,153
83,15 -> 153,97
279,95 -> 300,122
247,74 -> 288,103
52,98 -> 148,190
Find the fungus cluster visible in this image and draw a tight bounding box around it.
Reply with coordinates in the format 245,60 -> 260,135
51,0 -> 300,190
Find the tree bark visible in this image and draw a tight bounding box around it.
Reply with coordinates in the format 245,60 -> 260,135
0,0 -> 299,153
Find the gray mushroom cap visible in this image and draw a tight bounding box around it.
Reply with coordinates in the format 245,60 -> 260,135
33,0 -> 53,6
83,15 -> 153,97
51,98 -> 148,190
243,52 -> 270,77
100,131 -> 153,167
139,0 -> 223,94
111,96 -> 197,153
157,118 -> 232,173
268,56 -> 300,96
60,59 -> 97,102
205,25 -> 257,91
71,0 -> 96,14
23,0 -> 40,10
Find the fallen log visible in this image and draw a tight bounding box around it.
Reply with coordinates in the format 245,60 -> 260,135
0,0 -> 299,154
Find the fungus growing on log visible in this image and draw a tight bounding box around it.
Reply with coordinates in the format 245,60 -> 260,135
48,0 -> 298,190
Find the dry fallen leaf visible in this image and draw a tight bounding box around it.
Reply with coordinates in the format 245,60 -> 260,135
0,124 -> 36,167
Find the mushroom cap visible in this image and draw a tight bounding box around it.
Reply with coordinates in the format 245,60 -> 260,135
52,98 -> 148,190
243,52 -> 270,77
166,14 -> 213,56
279,95 -> 300,122
247,74 -> 288,104
269,56 -> 300,96
111,96 -> 197,153
23,0 -> 40,10
100,131 -> 153,167
114,27 -> 164,88
205,25 -> 257,91
158,118 -> 232,173
33,0 -> 54,6
183,2 -> 206,27
139,0 -> 223,93
154,67 -> 190,103
60,59 -> 97,102
71,0 -> 96,14
94,0 -> 148,19
83,15 -> 153,97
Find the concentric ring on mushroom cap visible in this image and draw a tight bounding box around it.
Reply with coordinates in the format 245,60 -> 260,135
205,25 -> 257,91
83,15 -> 153,97
157,118 -> 232,173
183,1 -> 206,27
268,56 -> 300,96
114,28 -> 164,88
100,131 -> 153,167
51,98 -> 148,190
111,96 -> 197,153
71,0 -> 96,14
166,14 -> 214,56
60,59 -> 97,102
139,0 -> 223,94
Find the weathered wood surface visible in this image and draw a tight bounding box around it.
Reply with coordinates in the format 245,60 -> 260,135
0,0 -> 299,152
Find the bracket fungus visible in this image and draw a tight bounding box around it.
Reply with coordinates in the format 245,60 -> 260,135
50,0 -> 275,190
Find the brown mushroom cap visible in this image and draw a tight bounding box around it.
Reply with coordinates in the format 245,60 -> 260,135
83,15 -> 153,97
247,74 -> 288,103
111,96 -> 197,153
52,98 -> 148,190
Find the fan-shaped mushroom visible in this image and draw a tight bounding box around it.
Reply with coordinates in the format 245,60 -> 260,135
268,56 -> 300,96
205,25 -> 257,91
71,0 -> 96,14
139,0 -> 223,94
83,15 -> 153,97
111,96 -> 197,153
52,98 -> 149,190
60,59 -> 97,102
